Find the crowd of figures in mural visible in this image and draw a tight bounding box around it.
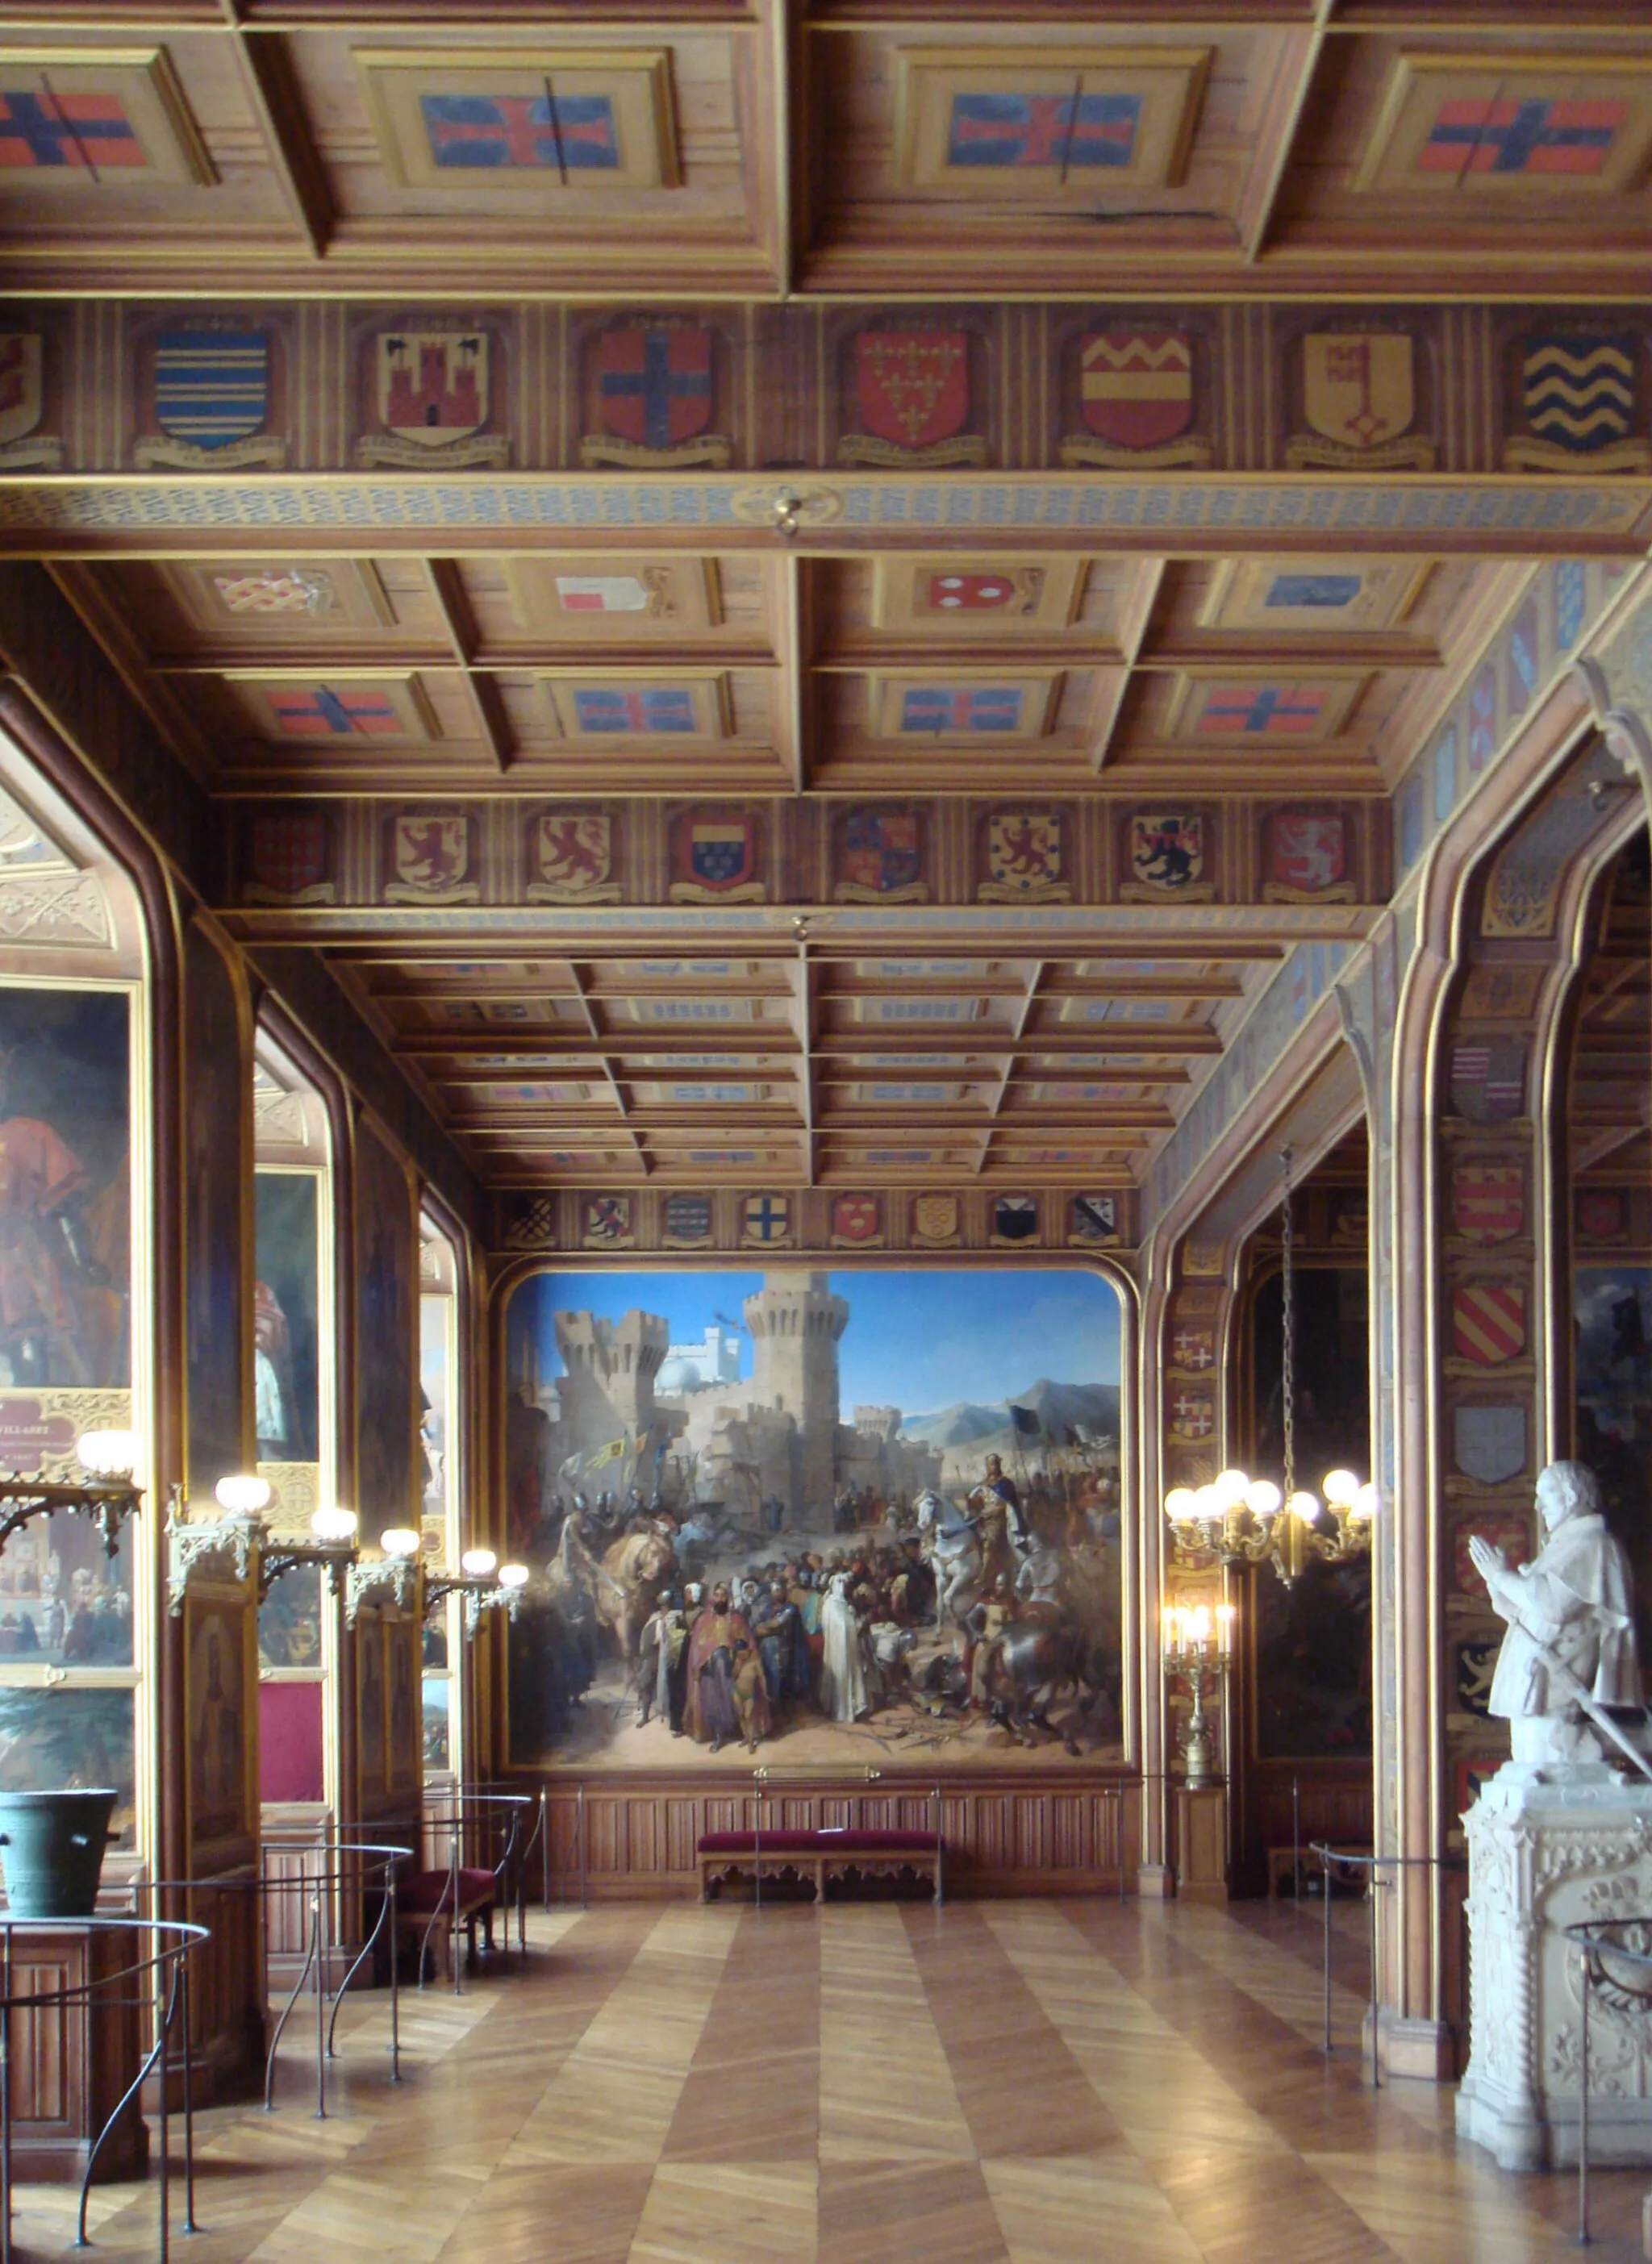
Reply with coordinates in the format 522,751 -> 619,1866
506,1267 -> 1124,1769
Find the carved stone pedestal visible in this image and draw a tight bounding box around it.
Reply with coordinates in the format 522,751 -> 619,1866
1458,1766 -> 1652,2170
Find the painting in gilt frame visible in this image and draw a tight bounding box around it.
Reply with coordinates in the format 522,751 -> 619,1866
504,1265 -> 1124,1774
356,48 -> 679,194
355,1123 -> 418,1535
254,1170 -> 321,1486
185,928 -> 249,1499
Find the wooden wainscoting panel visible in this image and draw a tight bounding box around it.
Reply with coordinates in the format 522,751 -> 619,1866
2,1927 -> 149,2180
524,1771 -> 1141,1900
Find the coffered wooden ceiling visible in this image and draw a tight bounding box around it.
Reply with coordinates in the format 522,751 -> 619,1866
0,0 -> 1648,1221
0,2 -> 1646,296
56,548 -> 1510,798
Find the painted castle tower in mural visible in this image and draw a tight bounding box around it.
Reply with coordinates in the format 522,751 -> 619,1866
514,1270 -> 943,1524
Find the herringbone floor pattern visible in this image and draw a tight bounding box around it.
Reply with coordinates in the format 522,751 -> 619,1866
9,1895 -> 1650,2262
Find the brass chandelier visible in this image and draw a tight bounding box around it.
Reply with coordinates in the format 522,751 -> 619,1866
1164,1147 -> 1377,1586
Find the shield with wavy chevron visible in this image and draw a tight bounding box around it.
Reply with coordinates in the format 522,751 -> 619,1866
1511,334 -> 1650,471
1080,328 -> 1193,448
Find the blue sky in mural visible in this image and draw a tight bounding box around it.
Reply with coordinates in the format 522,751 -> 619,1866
512,1268 -> 1120,1415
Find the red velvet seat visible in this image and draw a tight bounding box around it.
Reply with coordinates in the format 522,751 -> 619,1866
400,1866 -> 497,1916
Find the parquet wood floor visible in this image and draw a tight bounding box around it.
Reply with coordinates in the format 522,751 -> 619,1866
8,1896 -> 1650,2262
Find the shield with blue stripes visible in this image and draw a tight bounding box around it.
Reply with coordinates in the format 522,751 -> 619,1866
152,331 -> 269,451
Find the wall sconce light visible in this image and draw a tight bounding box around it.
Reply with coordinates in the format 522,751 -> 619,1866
257,1502 -> 361,1599
426,1541 -> 531,1636
0,1429 -> 146,1561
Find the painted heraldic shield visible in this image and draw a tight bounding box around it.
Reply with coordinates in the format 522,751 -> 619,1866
136,329 -> 286,469
981,813 -> 1070,904
1451,1163 -> 1525,1245
528,814 -> 620,906
1454,1405 -> 1528,1486
361,331 -> 507,469
1265,814 -> 1350,903
831,1195 -> 882,1248
663,1195 -> 713,1248
670,816 -> 763,906
0,333 -> 58,468
741,1194 -> 791,1247
582,323 -> 730,469
583,1195 -> 633,1249
246,814 -> 333,906
1288,334 -> 1433,471
992,1195 -> 1040,1245
1061,329 -> 1209,469
1505,335 -> 1652,473
836,812 -> 924,904
386,813 -> 479,905
1069,1194 -> 1117,1246
1451,1282 -> 1528,1366
912,1193 -> 959,1245
1449,1041 -> 1525,1124
840,331 -> 986,469
1129,812 -> 1204,891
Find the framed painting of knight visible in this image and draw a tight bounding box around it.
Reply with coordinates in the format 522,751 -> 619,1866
503,1264 -> 1125,1773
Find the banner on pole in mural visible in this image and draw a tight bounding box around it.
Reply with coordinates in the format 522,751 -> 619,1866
503,1264 -> 1124,1771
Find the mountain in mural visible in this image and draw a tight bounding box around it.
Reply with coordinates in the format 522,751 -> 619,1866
902,1378 -> 1120,1480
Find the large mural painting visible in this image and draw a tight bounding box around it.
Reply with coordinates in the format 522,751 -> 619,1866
0,988 -> 139,1835
505,1265 -> 1124,1771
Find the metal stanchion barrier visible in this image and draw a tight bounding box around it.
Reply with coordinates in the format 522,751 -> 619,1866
139,1839 -> 409,2121
1307,1845 -> 1466,2090
1566,1915 -> 1652,2245
0,1914 -> 207,2264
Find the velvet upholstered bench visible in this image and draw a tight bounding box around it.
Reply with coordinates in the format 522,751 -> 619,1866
397,1862 -> 499,1980
696,1825 -> 942,1903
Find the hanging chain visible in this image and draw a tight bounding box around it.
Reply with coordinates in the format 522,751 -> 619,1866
1279,1145 -> 1295,1503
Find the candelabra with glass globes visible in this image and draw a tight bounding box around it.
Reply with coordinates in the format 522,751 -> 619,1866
1162,1147 -> 1379,1587
378,1529 -> 529,1635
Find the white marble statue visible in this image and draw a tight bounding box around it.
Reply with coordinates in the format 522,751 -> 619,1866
1469,1459 -> 1642,1771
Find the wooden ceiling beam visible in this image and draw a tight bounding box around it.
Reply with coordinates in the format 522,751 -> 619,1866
236,30 -> 336,263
